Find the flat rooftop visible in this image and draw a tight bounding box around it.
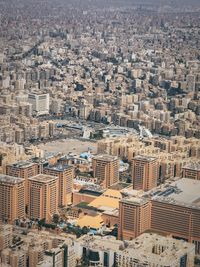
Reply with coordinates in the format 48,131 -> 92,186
152,178 -> 200,209
93,154 -> 118,162
121,196 -> 149,206
44,164 -> 72,172
0,174 -> 24,185
77,235 -> 123,251
28,174 -> 58,183
117,233 -> 194,266
8,161 -> 36,169
183,162 -> 200,171
133,155 -> 157,162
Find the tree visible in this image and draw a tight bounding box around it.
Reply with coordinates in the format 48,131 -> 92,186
52,214 -> 60,224
38,218 -> 46,226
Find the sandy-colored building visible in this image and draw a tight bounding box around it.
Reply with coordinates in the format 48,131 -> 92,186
116,233 -> 195,267
92,154 -> 119,189
0,224 -> 12,251
132,155 -> 158,191
28,174 -> 58,222
118,197 -> 151,241
6,161 -> 39,210
43,164 -> 74,206
119,178 -> 200,254
0,175 -> 25,223
0,229 -> 76,267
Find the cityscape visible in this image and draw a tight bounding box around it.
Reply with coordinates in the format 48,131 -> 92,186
0,0 -> 200,266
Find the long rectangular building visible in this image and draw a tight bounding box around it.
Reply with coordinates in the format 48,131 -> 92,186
119,178 -> 200,254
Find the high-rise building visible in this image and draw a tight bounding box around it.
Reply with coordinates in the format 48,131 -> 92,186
28,93 -> 49,116
6,161 -> 39,210
118,197 -> 151,240
132,155 -> 158,191
92,154 -> 119,189
43,165 -> 74,206
28,174 -> 58,222
0,175 -> 25,223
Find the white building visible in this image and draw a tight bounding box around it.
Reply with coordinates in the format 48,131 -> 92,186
74,235 -> 123,267
28,93 -> 49,116
116,233 -> 195,267
75,233 -> 195,267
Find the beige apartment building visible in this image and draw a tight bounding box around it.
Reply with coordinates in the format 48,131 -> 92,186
0,175 -> 25,223
92,154 -> 119,189
6,161 -> 39,210
0,224 -> 12,251
116,233 -> 195,267
132,155 -> 158,191
28,174 -> 58,222
43,164 -> 74,206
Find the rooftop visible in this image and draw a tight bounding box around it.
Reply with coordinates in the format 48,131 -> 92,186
77,214 -> 104,229
152,178 -> 200,209
121,196 -> 149,206
44,164 -> 72,172
116,233 -> 195,265
93,154 -> 118,162
0,174 -> 25,185
183,162 -> 200,171
8,161 -> 36,169
133,155 -> 157,162
88,189 -> 122,210
28,174 -> 58,183
77,235 -> 123,251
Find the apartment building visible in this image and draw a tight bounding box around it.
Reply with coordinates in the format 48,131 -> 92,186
132,155 -> 158,191
116,233 -> 195,267
43,164 -> 74,206
92,154 -> 119,189
28,174 -> 58,222
0,224 -> 12,251
6,161 -> 39,210
118,197 -> 151,241
0,175 -> 25,223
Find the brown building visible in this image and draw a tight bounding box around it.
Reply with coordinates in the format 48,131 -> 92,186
0,175 -> 25,223
43,165 -> 74,206
92,154 -> 119,189
118,197 -> 151,241
28,174 -> 58,222
132,155 -> 158,191
6,161 -> 39,210
182,162 -> 200,180
118,178 -> 200,254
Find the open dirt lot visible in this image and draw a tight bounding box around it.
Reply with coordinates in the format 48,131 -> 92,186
39,138 -> 97,155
